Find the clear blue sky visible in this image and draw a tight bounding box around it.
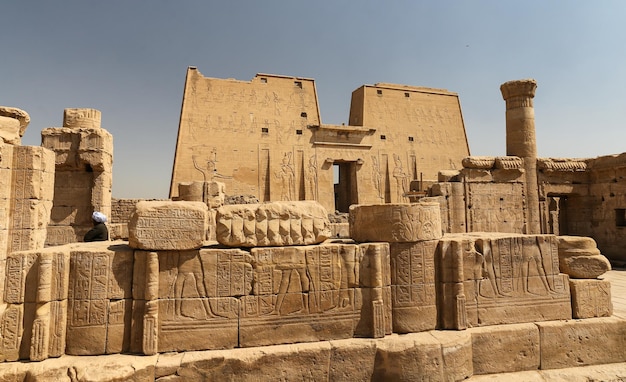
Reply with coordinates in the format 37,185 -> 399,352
3,1 -> 625,198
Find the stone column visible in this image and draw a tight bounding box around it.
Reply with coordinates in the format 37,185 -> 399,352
500,79 -> 540,234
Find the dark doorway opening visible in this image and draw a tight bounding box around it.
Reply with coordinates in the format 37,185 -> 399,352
548,195 -> 569,235
333,161 -> 358,213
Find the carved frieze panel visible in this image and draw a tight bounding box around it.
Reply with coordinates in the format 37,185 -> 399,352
439,234 -> 571,329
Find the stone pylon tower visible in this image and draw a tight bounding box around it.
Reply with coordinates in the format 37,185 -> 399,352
42,109 -> 113,245
500,79 -> 540,234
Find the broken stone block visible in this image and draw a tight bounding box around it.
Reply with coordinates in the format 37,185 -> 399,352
0,106 -> 29,145
570,279 -> 613,318
349,202 -> 442,243
558,235 -> 611,278
128,201 -> 208,250
216,201 -> 330,247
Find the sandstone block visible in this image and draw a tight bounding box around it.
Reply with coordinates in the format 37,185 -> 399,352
349,202 -> 442,243
0,106 -> 29,145
430,330 -> 473,381
560,254 -> 611,279
557,235 -> 598,251
216,201 -> 330,247
389,241 -> 437,333
65,244 -> 134,356
470,323 -> 539,374
570,279 -> 612,318
328,339 -> 377,382
128,201 -> 208,250
63,108 -> 102,129
438,233 -> 572,329
176,341 -> 332,381
538,317 -> 626,369
372,333 -> 444,381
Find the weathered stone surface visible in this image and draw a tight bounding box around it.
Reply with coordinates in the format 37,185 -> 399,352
216,201 -> 330,247
63,108 -> 102,129
328,338 -> 377,381
372,333 -> 445,381
439,233 -> 572,329
430,330 -> 474,381
570,279 -> 613,319
537,317 -> 626,369
470,323 -> 540,375
557,235 -> 611,278
389,241 -> 437,333
349,202 -> 442,243
128,201 -> 208,250
560,254 -> 611,279
0,106 -> 29,145
65,243 -> 133,356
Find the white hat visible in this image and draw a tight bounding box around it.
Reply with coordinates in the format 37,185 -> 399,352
92,211 -> 107,223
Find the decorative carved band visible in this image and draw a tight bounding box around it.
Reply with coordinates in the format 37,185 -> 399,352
537,158 -> 588,171
462,156 -> 495,169
495,156 -> 524,169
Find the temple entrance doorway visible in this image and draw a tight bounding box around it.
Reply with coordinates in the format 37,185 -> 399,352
333,161 -> 358,213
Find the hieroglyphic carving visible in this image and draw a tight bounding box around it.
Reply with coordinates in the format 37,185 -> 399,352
350,203 -> 442,243
389,241 -> 437,332
439,234 -> 571,329
128,201 -> 208,251
0,305 -> 23,362
570,279 -> 612,318
467,183 -> 525,233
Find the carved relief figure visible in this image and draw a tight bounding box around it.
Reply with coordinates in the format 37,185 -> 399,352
306,155 -> 318,201
392,154 -> 408,202
192,147 -> 232,182
276,152 -> 295,201
372,156 -> 383,201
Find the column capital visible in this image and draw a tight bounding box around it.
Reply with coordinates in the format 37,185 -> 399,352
500,79 -> 537,108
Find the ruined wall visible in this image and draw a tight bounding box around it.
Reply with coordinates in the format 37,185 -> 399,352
42,109 -> 113,245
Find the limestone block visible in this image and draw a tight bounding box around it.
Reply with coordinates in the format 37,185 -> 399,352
430,330 -> 473,381
63,108 -> 101,129
438,170 -> 460,182
349,202 -> 442,243
438,234 -> 572,329
216,201 -> 330,247
460,168 -> 493,182
12,145 -> 55,173
538,317 -> 626,369
128,201 -> 208,250
570,279 -> 612,318
45,225 -> 80,246
470,323 -> 540,374
0,106 -> 29,145
389,241 -> 437,333
372,333 -> 444,381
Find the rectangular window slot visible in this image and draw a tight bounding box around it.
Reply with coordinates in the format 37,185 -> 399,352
405,92 -> 410,98
380,135 -> 386,140
296,130 -> 303,135
260,78 -> 267,83
408,136 -> 414,142
261,127 -> 269,133
376,89 -> 383,96
294,81 -> 303,88
301,112 -> 307,118
616,209 -> 626,227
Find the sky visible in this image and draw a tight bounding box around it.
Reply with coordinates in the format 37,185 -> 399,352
3,1 -> 626,199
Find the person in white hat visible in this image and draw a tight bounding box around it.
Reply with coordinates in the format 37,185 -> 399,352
84,211 -> 109,242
